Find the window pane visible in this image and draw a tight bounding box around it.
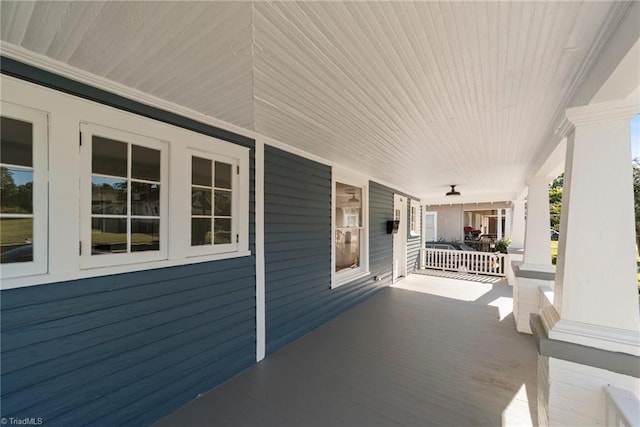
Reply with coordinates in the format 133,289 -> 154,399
92,136 -> 127,177
214,190 -> 231,216
215,162 -> 232,189
192,157 -> 212,186
214,218 -> 232,244
0,167 -> 33,214
191,188 -> 211,215
131,182 -> 160,216
91,218 -> 127,254
335,228 -> 360,272
336,183 -> 361,227
92,176 -> 127,215
131,145 -> 161,181
0,218 -> 33,263
1,116 -> 32,167
131,219 -> 160,252
191,218 -> 212,246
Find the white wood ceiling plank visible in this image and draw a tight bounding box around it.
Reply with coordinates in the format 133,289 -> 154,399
45,2 -> 107,63
254,3 -> 400,152
402,3 -> 462,146
21,2 -> 69,54
66,2 -> 135,72
0,1 -> 627,199
110,3 -> 212,85
99,2 -> 186,79
444,2 -> 489,178
137,4 -> 252,95
0,1 -> 35,45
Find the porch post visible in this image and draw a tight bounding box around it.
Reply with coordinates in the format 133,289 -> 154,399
506,199 -> 525,288
496,208 -> 503,241
510,199 -> 526,248
504,207 -> 512,242
512,178 -> 555,333
536,98 -> 640,426
521,178 -> 554,273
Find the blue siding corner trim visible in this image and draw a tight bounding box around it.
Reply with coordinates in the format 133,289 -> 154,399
0,59 -> 257,426
264,146 -> 394,355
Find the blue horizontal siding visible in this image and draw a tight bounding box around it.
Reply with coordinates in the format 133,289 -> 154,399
1,257 -> 257,427
0,59 -> 257,427
264,146 -> 394,354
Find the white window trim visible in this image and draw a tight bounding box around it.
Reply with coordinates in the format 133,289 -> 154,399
424,211 -> 438,243
331,168 -> 370,289
410,200 -> 421,237
0,101 -> 48,279
186,149 -> 239,257
80,122 -> 169,269
0,75 -> 250,290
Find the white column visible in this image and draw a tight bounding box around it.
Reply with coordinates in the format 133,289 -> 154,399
538,98 -> 640,427
521,178 -> 554,273
542,98 -> 640,353
496,208 -> 503,241
512,179 -> 555,333
505,208 -> 512,241
510,199 -> 526,248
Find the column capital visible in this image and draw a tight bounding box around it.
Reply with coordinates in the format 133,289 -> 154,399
566,97 -> 639,128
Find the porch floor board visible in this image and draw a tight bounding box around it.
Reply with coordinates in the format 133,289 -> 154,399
154,274 -> 537,426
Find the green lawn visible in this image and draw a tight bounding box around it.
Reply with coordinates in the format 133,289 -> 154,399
1,218 -> 32,246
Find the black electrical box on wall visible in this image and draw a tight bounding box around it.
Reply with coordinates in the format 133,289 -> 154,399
386,220 -> 400,234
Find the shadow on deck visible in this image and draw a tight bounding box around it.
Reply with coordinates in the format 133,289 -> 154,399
154,273 -> 537,426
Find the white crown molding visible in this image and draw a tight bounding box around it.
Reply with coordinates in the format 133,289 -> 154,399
555,118 -> 573,139
566,96 -> 640,127
547,316 -> 640,357
541,287 -> 640,356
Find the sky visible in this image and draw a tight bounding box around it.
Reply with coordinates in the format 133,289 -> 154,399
632,114 -> 640,160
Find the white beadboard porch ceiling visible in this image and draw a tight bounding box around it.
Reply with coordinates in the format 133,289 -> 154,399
0,1 -> 629,202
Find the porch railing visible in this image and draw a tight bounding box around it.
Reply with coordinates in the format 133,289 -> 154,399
604,385 -> 640,427
420,248 -> 507,277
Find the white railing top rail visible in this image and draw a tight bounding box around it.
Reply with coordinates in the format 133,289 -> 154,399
604,385 -> 640,427
420,248 -> 507,277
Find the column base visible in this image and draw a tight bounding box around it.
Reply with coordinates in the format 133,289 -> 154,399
539,305 -> 640,356
538,356 -> 639,427
518,262 -> 555,275
512,265 -> 554,334
532,313 -> 640,426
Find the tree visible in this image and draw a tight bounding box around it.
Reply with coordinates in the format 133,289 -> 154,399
633,159 -> 640,244
549,174 -> 563,232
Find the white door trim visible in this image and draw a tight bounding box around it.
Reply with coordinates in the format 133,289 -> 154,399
393,194 -> 407,282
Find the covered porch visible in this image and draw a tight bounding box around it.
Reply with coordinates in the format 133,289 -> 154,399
0,1 -> 638,425
155,273 -> 537,426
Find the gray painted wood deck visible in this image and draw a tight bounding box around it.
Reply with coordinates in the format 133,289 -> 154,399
154,273 -> 537,426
